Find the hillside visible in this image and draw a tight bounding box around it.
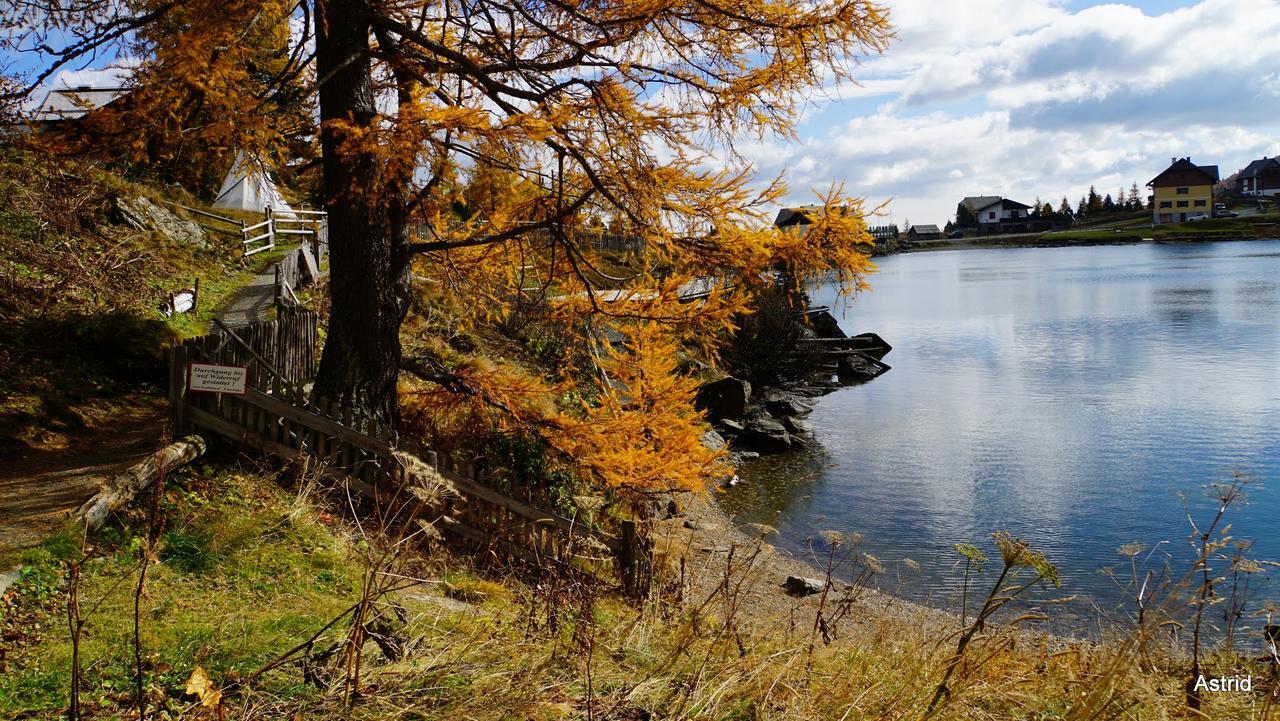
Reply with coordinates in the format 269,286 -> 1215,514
0,147 -> 289,460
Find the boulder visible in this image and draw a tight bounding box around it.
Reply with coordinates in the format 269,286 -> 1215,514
717,419 -> 745,435
783,576 -> 828,597
763,390 -> 813,418
741,415 -> 791,453
115,196 -> 208,249
808,310 -> 846,339
701,429 -> 727,452
783,417 -> 812,435
728,450 -> 760,466
836,354 -> 881,385
696,377 -> 752,421
683,519 -> 703,531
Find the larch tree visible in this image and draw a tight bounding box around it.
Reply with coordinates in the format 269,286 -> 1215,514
4,0 -> 892,493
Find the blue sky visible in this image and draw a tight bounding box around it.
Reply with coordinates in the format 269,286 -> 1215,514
744,0 -> 1280,228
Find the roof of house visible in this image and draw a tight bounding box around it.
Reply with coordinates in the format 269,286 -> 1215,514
774,204 -> 849,228
1147,157 -> 1220,187
1239,157 -> 1280,179
961,195 -> 1001,212
909,224 -> 942,234
34,86 -> 127,122
976,197 -> 1032,212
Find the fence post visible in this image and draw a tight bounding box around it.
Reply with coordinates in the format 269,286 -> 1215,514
619,520 -> 652,601
192,277 -> 200,312
168,344 -> 186,435
265,206 -> 274,250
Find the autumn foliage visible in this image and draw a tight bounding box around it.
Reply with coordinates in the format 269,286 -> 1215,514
6,0 -> 892,495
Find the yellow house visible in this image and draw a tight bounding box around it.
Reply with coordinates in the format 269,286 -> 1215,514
1147,157 -> 1219,224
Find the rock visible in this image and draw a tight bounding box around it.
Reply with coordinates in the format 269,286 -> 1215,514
701,429 -> 726,452
728,450 -> 760,466
696,377 -> 752,421
683,519 -> 702,530
740,415 -> 791,453
786,432 -> 809,449
783,417 -> 812,434
763,391 -> 813,418
742,522 -> 779,538
808,311 -> 846,339
115,196 -> 208,249
716,419 -> 745,435
836,353 -> 881,385
783,576 -> 828,597
722,474 -> 745,488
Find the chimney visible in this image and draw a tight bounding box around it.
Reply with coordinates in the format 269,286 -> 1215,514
1171,157 -> 1176,164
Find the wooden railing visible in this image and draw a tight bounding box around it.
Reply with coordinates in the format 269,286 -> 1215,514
241,207 -> 329,258
169,311 -> 650,594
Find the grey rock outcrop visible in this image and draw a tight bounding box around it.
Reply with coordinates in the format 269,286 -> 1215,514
115,196 -> 208,249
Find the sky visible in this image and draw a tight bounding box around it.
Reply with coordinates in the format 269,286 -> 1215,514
16,0 -> 1280,231
747,0 -> 1280,228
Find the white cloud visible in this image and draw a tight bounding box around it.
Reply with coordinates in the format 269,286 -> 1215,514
746,0 -> 1280,226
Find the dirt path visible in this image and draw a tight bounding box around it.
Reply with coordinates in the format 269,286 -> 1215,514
0,397 -> 165,554
214,265 -> 277,328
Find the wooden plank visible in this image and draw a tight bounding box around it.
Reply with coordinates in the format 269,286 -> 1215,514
238,388 -> 393,456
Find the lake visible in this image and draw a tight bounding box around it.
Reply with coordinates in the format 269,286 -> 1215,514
719,240 -> 1280,628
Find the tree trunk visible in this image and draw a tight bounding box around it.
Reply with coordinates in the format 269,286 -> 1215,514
312,0 -> 413,424
77,435 -> 208,531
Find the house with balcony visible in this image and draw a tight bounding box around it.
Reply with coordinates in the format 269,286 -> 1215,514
1236,156 -> 1280,197
1148,157 -> 1219,224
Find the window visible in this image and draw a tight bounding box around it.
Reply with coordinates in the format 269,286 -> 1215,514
1159,201 -> 1172,208
988,211 -> 996,220
1194,199 -> 1206,207
1176,200 -> 1189,208
1176,187 -> 1189,194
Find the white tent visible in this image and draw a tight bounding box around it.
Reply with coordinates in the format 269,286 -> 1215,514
212,151 -> 296,217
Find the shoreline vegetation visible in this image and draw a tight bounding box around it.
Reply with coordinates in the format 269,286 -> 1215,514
898,217 -> 1280,254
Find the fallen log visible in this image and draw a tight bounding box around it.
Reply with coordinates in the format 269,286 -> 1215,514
77,434 -> 209,531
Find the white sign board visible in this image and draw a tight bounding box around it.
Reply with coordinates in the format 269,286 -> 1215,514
188,363 -> 248,395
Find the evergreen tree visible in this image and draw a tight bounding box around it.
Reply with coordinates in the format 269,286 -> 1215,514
1059,197 -> 1072,216
1128,183 -> 1142,211
1103,193 -> 1115,212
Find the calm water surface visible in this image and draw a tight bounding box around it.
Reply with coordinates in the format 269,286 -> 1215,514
720,240 -> 1280,626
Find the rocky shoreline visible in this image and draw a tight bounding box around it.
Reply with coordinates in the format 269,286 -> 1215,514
695,308 -> 891,468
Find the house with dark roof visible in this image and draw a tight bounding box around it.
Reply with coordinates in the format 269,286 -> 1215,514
907,224 -> 943,241
1236,156 -> 1280,197
18,85 -> 131,136
1147,157 -> 1219,224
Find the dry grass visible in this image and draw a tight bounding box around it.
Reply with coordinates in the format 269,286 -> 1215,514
4,460 -> 1274,720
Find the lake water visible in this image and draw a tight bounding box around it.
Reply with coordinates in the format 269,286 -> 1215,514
720,240 -> 1280,628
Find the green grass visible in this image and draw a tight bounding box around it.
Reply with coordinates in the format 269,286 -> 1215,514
0,466 -> 362,719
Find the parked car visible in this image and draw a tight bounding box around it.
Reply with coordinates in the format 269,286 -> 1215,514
947,230 -> 964,239
1213,209 -> 1239,218
1186,213 -> 1210,222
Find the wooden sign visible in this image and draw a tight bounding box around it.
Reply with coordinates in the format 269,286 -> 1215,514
188,363 -> 248,395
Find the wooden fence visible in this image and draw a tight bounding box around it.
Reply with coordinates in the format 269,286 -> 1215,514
169,311 -> 650,594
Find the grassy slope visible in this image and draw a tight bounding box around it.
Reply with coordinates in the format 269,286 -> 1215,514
0,460 -> 1269,720
0,147 -> 289,457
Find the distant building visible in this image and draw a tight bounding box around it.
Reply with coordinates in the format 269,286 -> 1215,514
773,205 -> 854,237
1148,157 -> 1219,224
1236,156 -> 1280,197
974,198 -> 1032,227
907,224 -> 943,240
774,205 -> 818,235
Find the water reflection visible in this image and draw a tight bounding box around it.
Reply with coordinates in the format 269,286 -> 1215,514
718,240 -> 1280,630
